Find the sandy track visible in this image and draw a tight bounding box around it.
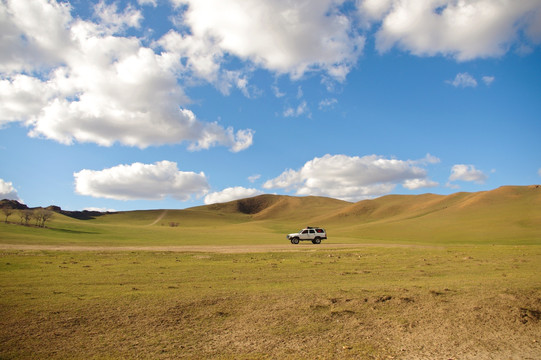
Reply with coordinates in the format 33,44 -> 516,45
0,243 -> 432,253
147,209 -> 168,226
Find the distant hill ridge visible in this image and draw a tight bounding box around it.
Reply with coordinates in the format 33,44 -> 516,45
323,185 -> 539,221
0,200 -> 110,220
3,185 -> 539,219
196,185 -> 540,219
2,185 -> 539,225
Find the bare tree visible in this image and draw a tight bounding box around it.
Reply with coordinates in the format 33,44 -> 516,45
32,209 -> 53,227
40,210 -> 53,227
20,209 -> 33,226
33,210 -> 42,227
2,207 -> 13,223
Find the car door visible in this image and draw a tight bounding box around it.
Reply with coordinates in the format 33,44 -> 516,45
300,229 -> 310,240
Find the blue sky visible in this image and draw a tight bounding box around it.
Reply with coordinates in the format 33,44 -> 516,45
1,0 -> 540,211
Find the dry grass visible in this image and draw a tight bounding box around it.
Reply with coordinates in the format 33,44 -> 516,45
1,246 -> 540,359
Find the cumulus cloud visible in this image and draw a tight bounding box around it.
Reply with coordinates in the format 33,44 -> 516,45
448,164 -> 488,184
94,1 -> 143,33
74,160 -> 209,201
171,0 -> 365,80
263,154 -> 439,201
0,179 -> 20,201
204,187 -> 263,205
361,0 -> 541,61
0,0 -> 253,151
2,0 -> 538,154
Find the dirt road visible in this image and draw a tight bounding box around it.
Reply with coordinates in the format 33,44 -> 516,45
0,243 -> 435,253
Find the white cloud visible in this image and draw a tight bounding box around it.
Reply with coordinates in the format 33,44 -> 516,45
0,75 -> 54,124
93,1 -> 143,33
319,98 -> 338,110
448,72 -> 477,88
172,0 -> 365,80
415,153 -> 441,165
448,164 -> 488,184
446,73 -> 495,88
284,101 -> 309,118
263,154 -> 439,201
138,0 -> 157,7
271,85 -> 286,98
403,178 -> 439,190
538,168 -> 541,177
296,86 -> 304,99
156,29 -> 225,85
83,207 -> 117,213
482,75 -> 495,86
204,187 -> 263,205
0,0 -> 253,151
0,0 -> 72,74
74,161 -> 209,201
0,179 -> 20,201
359,0 -> 394,22
248,174 -> 261,183
364,0 -> 541,61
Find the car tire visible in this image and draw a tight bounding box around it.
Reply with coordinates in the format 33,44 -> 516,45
313,237 -> 321,244
291,237 -> 299,244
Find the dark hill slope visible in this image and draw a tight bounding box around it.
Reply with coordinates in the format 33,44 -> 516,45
195,194 -> 351,222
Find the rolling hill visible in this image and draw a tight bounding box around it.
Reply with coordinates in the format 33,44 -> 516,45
1,185 -> 539,245
320,185 -> 541,244
185,185 -> 540,244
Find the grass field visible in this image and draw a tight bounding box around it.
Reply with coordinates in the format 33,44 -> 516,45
1,246 -> 540,359
1,186 -> 540,358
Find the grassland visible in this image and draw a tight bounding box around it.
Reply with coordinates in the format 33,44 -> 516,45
0,186 -> 540,358
1,246 -> 540,359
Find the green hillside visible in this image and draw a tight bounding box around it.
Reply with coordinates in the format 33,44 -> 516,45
0,186 -> 539,246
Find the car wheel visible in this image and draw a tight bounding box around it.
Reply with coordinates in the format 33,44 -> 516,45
313,237 -> 321,244
291,237 -> 299,244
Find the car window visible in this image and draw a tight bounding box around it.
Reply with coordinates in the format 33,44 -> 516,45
301,230 -> 308,234
309,230 -> 315,234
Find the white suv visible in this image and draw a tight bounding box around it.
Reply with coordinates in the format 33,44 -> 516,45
287,227 -> 327,244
